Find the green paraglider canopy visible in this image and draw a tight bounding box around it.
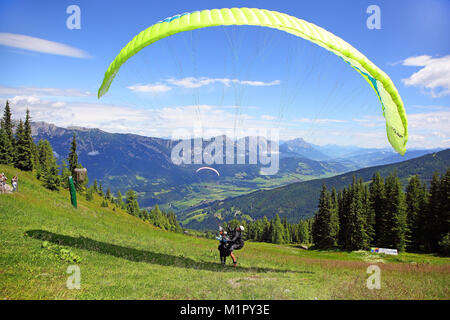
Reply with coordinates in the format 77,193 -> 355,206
98,7 -> 408,155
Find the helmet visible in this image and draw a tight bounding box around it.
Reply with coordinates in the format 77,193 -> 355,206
239,225 -> 245,231
219,226 -> 223,231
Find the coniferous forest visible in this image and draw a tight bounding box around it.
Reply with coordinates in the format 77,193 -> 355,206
237,170 -> 449,255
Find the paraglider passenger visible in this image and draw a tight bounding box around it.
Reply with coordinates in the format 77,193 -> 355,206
217,227 -> 229,265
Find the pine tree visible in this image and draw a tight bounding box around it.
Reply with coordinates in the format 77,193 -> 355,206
297,220 -> 310,244
383,172 -> 407,251
272,214 -> 285,244
0,119 -> 14,165
98,183 -> 104,197
125,189 -> 140,216
262,216 -> 271,242
405,175 -> 426,251
12,109 -> 34,171
32,140 -> 40,174
0,101 -> 15,165
105,187 -> 112,201
362,183 -> 375,245
93,179 -> 99,194
438,169 -> 450,253
43,158 -> 60,191
139,208 -> 150,221
247,221 -> 255,240
425,171 -> 448,252
282,216 -> 291,243
60,160 -> 71,189
68,133 -> 78,174
346,178 -> 370,250
14,120 -> 28,170
337,188 -> 349,247
36,139 -> 53,179
22,109 -> 34,171
369,172 -> 386,246
2,101 -> 13,138
168,212 -> 182,233
86,186 -> 94,201
249,219 -> 263,242
116,190 -> 125,209
329,188 -> 340,246
416,182 -> 430,251
37,139 -> 59,190
149,205 -> 166,228
312,184 -> 336,248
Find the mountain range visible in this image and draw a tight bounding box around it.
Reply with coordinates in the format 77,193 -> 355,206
30,122 -> 355,207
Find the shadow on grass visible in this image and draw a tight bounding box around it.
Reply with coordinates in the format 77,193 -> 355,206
26,230 -> 314,274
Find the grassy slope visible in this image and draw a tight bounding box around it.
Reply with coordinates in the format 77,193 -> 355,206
0,165 -> 449,300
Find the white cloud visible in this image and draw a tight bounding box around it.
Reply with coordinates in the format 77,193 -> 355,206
0,86 -> 92,97
165,77 -> 281,89
0,33 -> 91,58
401,55 -> 450,97
127,83 -> 172,93
9,95 -> 41,105
239,80 -> 281,87
295,118 -> 347,124
409,134 -> 426,142
52,102 -> 66,108
166,77 -> 217,89
127,77 -> 281,93
352,116 -> 384,128
408,111 -> 450,134
4,96 -> 147,130
127,77 -> 281,96
261,115 -> 276,121
402,55 -> 434,67
432,131 -> 447,139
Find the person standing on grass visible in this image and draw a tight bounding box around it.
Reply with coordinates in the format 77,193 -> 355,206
12,175 -> 18,192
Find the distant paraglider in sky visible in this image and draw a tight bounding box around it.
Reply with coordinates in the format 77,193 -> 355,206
196,166 -> 220,177
98,7 -> 408,155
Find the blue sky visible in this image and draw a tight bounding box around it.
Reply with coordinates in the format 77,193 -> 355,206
0,0 -> 449,150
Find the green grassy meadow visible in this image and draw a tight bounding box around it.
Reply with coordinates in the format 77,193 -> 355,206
0,164 -> 449,300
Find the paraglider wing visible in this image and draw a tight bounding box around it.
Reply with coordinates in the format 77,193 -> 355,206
98,8 -> 408,155
196,166 -> 220,176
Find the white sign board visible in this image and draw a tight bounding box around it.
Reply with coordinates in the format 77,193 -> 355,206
371,248 -> 398,255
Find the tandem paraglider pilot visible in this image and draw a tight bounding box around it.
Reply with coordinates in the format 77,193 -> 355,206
217,225 -> 245,267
